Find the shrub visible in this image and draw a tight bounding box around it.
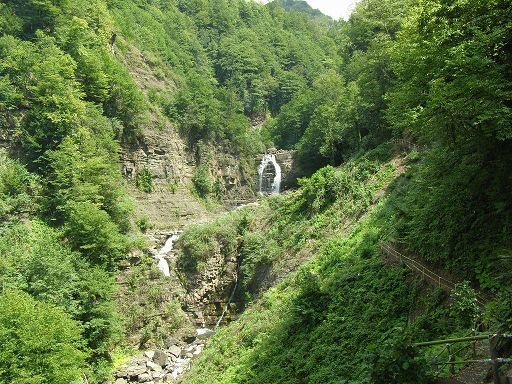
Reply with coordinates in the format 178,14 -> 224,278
136,215 -> 154,233
192,165 -> 213,198
368,335 -> 430,384
0,290 -> 87,384
135,168 -> 154,193
0,150 -> 39,218
449,281 -> 480,328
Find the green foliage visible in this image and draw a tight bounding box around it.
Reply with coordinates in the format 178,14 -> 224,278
386,145 -> 512,288
387,0 -> 512,144
0,150 -> 39,218
0,220 -> 123,382
184,215 -> 434,384
0,221 -> 80,313
118,257 -> 188,348
268,0 -> 325,18
266,0 -> 412,176
296,166 -> 339,214
368,334 -> 430,384
192,165 -> 214,198
449,282 -> 480,328
136,215 -> 154,233
177,214 -> 240,275
65,201 -> 126,268
135,168 -> 154,193
0,290 -> 87,384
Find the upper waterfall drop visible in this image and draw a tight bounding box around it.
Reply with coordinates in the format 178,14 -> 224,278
258,154 -> 282,195
155,234 -> 179,277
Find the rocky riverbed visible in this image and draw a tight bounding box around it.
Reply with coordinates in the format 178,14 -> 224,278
114,329 -> 214,383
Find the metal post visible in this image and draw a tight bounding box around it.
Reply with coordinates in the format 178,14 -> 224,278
489,334 -> 501,384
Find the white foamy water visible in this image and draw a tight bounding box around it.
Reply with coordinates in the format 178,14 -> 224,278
155,234 -> 179,277
258,154 -> 281,195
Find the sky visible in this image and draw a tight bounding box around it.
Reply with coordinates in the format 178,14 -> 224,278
257,0 -> 360,20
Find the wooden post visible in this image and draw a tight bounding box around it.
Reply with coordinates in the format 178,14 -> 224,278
472,328 -> 477,358
489,334 -> 501,384
447,344 -> 455,374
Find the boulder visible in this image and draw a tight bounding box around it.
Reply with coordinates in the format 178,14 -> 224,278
196,328 -> 215,340
147,361 -> 163,372
138,372 -> 152,382
152,350 -> 168,367
167,345 -> 181,357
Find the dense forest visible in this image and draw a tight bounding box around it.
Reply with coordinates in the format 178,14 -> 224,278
0,0 -> 511,383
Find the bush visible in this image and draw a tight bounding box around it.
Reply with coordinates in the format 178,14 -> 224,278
0,150 -> 39,218
368,335 -> 430,384
135,168 -> 154,193
136,215 -> 154,233
65,201 -> 126,268
0,290 -> 87,384
449,281 -> 480,328
192,165 -> 213,198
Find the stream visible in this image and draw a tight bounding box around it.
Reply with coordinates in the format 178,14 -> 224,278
114,155 -> 282,383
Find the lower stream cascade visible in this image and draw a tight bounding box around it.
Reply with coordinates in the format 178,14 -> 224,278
115,154 -> 275,383
258,154 -> 282,195
116,162 -> 254,383
116,230 -> 241,383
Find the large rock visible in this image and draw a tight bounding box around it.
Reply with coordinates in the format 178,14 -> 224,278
152,350 -> 168,367
147,361 -> 163,372
167,345 -> 181,357
138,372 -> 152,382
196,328 -> 215,340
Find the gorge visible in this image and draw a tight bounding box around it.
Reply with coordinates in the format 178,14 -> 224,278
0,0 -> 510,384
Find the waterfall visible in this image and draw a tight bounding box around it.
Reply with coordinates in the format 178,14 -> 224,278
155,234 -> 179,277
214,279 -> 238,329
258,154 -> 282,195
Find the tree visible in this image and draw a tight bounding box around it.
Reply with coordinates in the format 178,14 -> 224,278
0,290 -> 86,384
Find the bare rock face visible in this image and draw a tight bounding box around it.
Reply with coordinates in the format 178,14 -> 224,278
122,125 -> 191,184
121,125 -> 258,228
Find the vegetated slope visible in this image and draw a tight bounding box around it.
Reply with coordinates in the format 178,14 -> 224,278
0,0 -> 145,381
181,0 -> 512,382
266,0 -> 512,300
182,144 -> 508,384
0,0 -> 510,383
107,0 -> 343,220
180,148 -> 433,384
267,0 -> 325,18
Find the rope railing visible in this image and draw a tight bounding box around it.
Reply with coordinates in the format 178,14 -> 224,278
380,243 -> 486,306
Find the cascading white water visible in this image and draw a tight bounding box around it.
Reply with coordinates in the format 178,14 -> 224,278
155,234 -> 179,277
215,279 -> 238,329
258,154 -> 282,195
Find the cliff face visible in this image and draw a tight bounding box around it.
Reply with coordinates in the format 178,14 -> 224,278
121,127 -> 259,229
